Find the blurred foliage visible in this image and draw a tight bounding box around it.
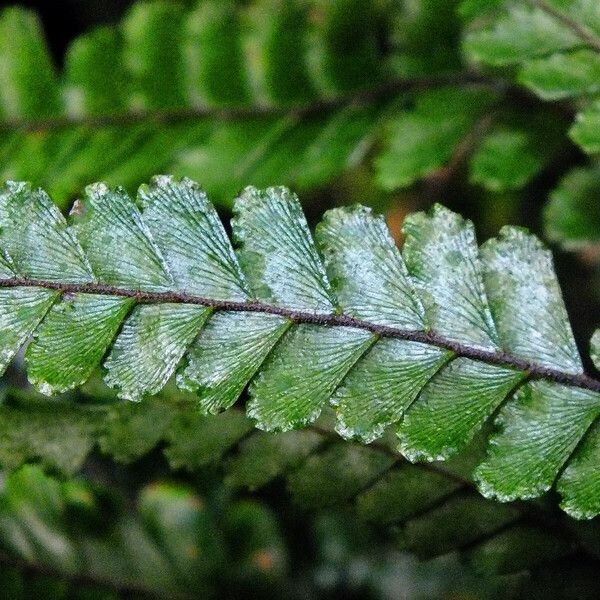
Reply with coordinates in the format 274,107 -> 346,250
0,386 -> 598,597
0,1 -> 573,225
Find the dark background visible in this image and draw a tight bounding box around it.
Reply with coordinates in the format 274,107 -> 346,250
0,0 -> 132,61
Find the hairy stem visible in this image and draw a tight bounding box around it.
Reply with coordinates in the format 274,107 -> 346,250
2,277 -> 599,394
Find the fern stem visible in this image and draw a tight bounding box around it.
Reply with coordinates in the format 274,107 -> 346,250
527,0 -> 600,54
0,74 -> 505,134
3,277 -> 599,394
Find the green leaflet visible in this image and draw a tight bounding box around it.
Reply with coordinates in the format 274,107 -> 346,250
248,324 -> 375,431
392,0 -> 463,76
174,106 -> 376,206
225,429 -> 324,491
184,0 -> 251,107
164,410 -> 254,471
316,205 -> 425,329
397,206 -> 523,460
544,167 -> 600,250
375,87 -> 499,190
104,303 -> 211,401
476,381 -> 600,501
122,1 -> 187,110
469,127 -> 548,193
64,26 -> 128,117
519,49 -> 600,100
26,295 -> 134,395
317,206 -> 450,441
310,0 -> 383,94
0,177 -> 599,519
402,204 -> 499,350
0,7 -> 61,120
245,0 -> 316,105
138,176 -> 249,300
0,288 -> 57,376
557,419 -> 600,519
74,182 -> 173,291
402,494 -> 519,559
372,79 -> 559,196
463,4 -> 580,66
398,359 -> 524,462
331,339 -> 450,443
355,464 -> 463,525
178,311 -> 290,414
0,402 -> 101,475
233,185 -> 336,313
475,227 -> 600,500
555,332 -> 600,519
570,100 -> 600,153
481,226 -> 582,372
0,182 -> 92,283
172,117 -> 292,203
592,330 -> 600,370
286,443 -> 395,509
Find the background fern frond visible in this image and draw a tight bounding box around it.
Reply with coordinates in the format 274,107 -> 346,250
2,0 -> 598,264
543,167 -> 600,254
0,0 -> 573,215
1,392 -> 600,599
462,0 -> 600,255
0,0 -> 402,207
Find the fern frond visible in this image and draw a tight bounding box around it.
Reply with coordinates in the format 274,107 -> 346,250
0,0 -> 565,207
4,460 -> 583,600
0,0 -> 405,207
0,175 -> 599,519
459,0 -> 600,255
374,84 -> 565,194
1,0 -> 597,228
463,0 -> 600,154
